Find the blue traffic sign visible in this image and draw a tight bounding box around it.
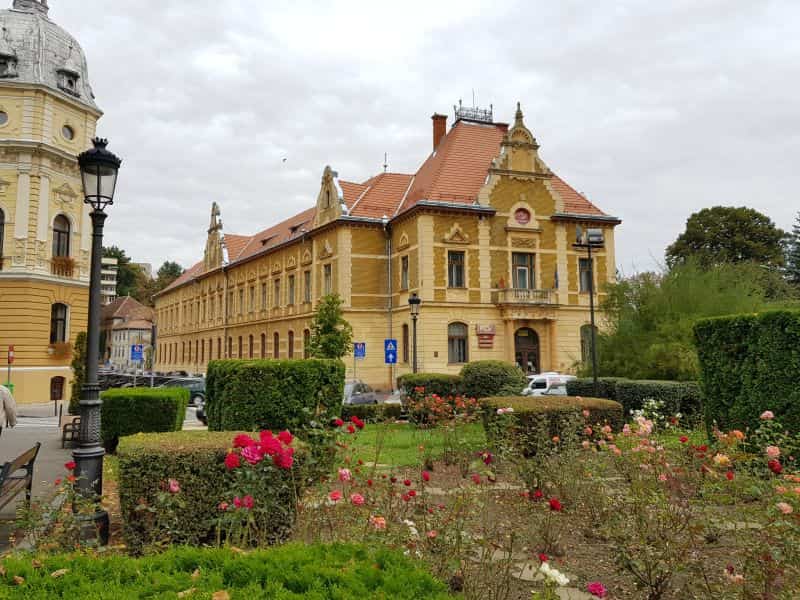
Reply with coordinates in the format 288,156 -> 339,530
130,344 -> 144,361
384,339 -> 397,364
354,342 -> 366,360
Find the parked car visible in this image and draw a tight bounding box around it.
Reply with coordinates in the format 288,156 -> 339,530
522,373 -> 576,396
343,380 -> 378,405
195,399 -> 207,425
159,377 -> 206,406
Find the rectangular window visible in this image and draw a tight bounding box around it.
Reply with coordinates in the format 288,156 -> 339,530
238,289 -> 244,315
49,303 -> 68,343
579,258 -> 593,293
249,286 -> 255,312
274,279 -> 281,307
228,291 -> 234,316
303,270 -> 311,303
447,251 -> 465,288
261,283 -> 268,309
210,296 -> 215,319
400,256 -> 409,290
512,253 -> 535,289
323,264 -> 332,295
288,274 -> 295,305
447,322 -> 468,363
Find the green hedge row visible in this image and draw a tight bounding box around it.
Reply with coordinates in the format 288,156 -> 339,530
100,387 -> 188,453
117,431 -> 300,554
397,373 -> 463,397
482,396 -> 624,456
205,359 -> 345,432
341,403 -> 404,423
566,377 -> 702,416
694,309 -> 800,435
0,543 -> 455,599
460,360 -> 527,399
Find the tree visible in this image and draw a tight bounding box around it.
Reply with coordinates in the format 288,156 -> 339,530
786,211 -> 800,286
665,206 -> 786,269
307,294 -> 353,359
103,245 -> 144,298
69,331 -> 87,415
156,261 -> 183,284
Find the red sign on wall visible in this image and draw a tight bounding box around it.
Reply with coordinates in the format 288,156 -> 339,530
476,325 -> 496,349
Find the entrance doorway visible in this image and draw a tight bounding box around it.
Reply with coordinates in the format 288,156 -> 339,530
514,328 -> 540,374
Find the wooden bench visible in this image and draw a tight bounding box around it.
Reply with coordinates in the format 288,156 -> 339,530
59,405 -> 81,449
0,443 -> 41,512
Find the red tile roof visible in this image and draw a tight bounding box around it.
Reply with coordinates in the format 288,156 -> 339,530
158,114 -> 613,296
159,261 -> 204,295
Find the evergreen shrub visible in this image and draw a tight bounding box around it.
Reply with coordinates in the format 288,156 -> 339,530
0,543 -> 454,599
100,387 -> 188,453
694,309 -> 800,435
397,373 -> 463,397
341,403 -> 404,423
565,377 -> 624,401
460,360 -> 527,399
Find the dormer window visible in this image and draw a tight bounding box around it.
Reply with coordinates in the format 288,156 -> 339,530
57,67 -> 80,97
0,55 -> 17,79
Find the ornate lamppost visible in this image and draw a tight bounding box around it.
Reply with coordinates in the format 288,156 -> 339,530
573,227 -> 604,397
408,292 -> 421,373
73,138 -> 122,544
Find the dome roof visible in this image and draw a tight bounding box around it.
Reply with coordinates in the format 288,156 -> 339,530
0,0 -> 99,112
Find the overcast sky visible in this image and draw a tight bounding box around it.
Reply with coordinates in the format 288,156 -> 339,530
54,0 -> 800,274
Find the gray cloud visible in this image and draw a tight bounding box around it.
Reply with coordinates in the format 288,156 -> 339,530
53,0 -> 800,273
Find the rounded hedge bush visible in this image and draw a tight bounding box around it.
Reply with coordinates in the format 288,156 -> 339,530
460,360 -> 527,399
100,387 -> 189,453
397,373 -> 463,397
0,543 -> 456,599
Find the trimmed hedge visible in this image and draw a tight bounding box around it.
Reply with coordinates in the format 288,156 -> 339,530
206,358 -> 345,431
566,377 -> 702,416
100,387 -> 188,453
397,373 -> 463,397
341,403 -> 404,423
694,309 -> 800,435
566,377 -> 624,401
0,543 -> 455,599
117,431 -> 302,554
460,360 -> 527,399
482,395 -> 624,455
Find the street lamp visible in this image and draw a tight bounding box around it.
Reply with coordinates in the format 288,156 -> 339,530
408,293 -> 421,373
574,227 -> 603,398
74,138 -> 122,544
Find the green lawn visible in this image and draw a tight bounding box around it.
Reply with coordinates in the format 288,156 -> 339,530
347,422 -> 486,467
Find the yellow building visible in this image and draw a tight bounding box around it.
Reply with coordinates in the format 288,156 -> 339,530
0,0 -> 102,403
154,103 -> 620,390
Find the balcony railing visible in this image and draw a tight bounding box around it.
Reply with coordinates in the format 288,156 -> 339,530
51,256 -> 75,277
492,288 -> 556,305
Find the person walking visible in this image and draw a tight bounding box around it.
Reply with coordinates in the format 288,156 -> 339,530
0,384 -> 17,437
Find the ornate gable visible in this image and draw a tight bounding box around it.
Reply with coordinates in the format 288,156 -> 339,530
313,165 -> 347,227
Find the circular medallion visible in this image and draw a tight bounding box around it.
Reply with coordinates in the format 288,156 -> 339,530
514,208 -> 531,225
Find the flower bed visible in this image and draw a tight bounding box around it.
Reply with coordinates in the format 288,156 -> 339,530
0,543 -> 455,598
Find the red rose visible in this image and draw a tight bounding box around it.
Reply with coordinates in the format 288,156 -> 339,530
533,489 -> 544,500
696,444 -> 708,452
233,496 -> 243,508
277,430 -> 294,445
726,470 -> 734,481
334,418 -> 344,427
538,553 -> 548,563
347,424 -> 356,434
224,452 -> 241,470
242,495 -> 254,509
272,449 -> 294,469
54,478 -> 62,486
471,473 -> 481,485
367,479 -> 373,486
402,493 -> 411,502
67,474 -> 76,483
768,459 -> 782,475
679,436 -> 688,444
233,434 -> 255,448
403,479 -> 412,487
408,490 -> 417,497
64,461 -> 76,471
422,471 -> 430,482
390,476 -> 398,484
351,416 -> 365,429
548,498 -> 563,512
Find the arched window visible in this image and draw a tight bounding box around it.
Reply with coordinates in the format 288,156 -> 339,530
49,303 -> 68,343
402,324 -> 409,363
182,341 -> 186,363
303,329 -> 310,359
227,337 -> 232,358
288,331 -> 294,358
260,333 -> 266,359
217,337 -> 221,360
447,322 -> 468,364
274,332 -> 280,359
0,208 -> 5,265
200,339 -> 205,363
52,215 -> 71,257
238,336 -> 243,358
248,334 -> 254,359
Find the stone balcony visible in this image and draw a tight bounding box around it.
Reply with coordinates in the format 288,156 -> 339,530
492,288 -> 556,305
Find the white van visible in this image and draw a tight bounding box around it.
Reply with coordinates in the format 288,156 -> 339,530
522,373 -> 577,396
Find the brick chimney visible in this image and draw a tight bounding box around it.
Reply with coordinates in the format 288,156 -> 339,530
431,113 -> 447,150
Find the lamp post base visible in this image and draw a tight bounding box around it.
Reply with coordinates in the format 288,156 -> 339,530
78,510 -> 109,546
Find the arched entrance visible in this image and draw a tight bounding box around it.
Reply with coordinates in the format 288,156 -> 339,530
514,328 -> 540,374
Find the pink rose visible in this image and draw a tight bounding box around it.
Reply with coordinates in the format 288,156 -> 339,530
582,440 -> 590,449
329,490 -> 342,502
760,410 -> 774,420
776,502 -> 793,515
582,409 -> 590,418
241,444 -> 264,465
218,501 -> 229,511
766,446 -> 781,460
587,581 -> 608,598
338,468 -> 352,482
168,479 -> 180,494
242,495 -> 254,509
350,493 -> 365,506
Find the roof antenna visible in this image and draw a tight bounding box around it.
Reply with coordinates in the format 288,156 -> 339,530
472,88 -> 475,106
383,152 -> 388,173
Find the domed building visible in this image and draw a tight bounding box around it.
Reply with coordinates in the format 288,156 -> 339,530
0,0 -> 103,404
